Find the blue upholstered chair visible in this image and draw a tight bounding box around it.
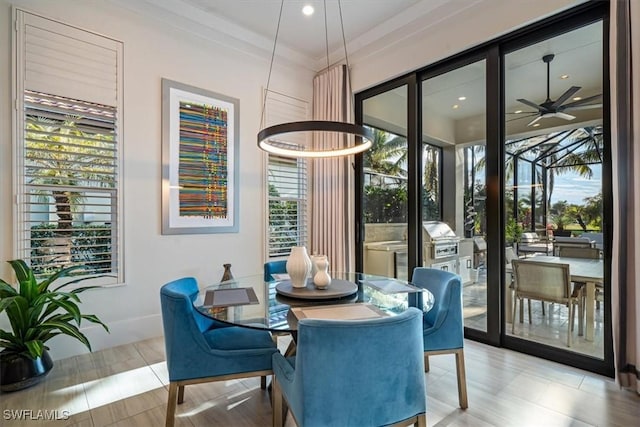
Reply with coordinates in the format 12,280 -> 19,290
271,307 -> 427,427
264,260 -> 287,282
411,267 -> 468,409
160,277 -> 278,427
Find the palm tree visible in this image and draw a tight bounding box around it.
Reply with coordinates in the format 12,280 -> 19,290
502,127 -> 602,225
363,127 -> 407,177
25,116 -> 115,265
544,129 -> 603,208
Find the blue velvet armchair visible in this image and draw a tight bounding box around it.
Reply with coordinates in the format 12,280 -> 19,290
264,260 -> 287,282
160,277 -> 278,427
411,267 -> 468,409
271,307 -> 427,427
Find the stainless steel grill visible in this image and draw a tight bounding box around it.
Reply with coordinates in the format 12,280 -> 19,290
423,221 -> 460,259
422,221 -> 460,272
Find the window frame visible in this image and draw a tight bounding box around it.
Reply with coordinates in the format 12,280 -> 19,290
266,153 -> 308,258
13,9 -> 124,285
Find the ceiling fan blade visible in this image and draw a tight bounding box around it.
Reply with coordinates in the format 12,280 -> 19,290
506,113 -> 538,122
551,86 -> 581,108
517,98 -> 543,111
563,103 -> 602,111
527,116 -> 543,126
553,112 -> 576,121
561,94 -> 602,108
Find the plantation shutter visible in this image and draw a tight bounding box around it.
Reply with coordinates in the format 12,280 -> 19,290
15,10 -> 123,284
22,12 -> 119,106
265,92 -> 309,258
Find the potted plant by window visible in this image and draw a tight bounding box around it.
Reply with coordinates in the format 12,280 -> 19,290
0,259 -> 109,392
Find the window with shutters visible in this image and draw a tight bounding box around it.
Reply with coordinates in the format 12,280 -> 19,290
268,154 -> 308,257
14,11 -> 123,284
265,92 -> 309,258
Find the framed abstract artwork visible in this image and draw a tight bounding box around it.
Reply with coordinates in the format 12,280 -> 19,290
161,79 -> 239,234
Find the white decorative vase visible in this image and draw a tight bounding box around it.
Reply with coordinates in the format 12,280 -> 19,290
309,254 -> 323,278
313,255 -> 331,289
286,246 -> 312,288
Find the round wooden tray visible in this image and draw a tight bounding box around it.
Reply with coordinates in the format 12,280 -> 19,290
275,278 -> 357,300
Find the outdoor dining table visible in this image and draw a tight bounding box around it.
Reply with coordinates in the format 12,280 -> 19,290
514,255 -> 604,341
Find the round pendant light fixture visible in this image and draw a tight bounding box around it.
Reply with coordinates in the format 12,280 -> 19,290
257,0 -> 372,158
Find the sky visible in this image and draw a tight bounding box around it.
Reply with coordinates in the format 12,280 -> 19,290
550,165 -> 602,205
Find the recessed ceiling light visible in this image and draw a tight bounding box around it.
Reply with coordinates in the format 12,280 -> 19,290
532,123 -> 541,127
302,5 -> 314,16
514,110 -> 522,114
458,96 -> 466,101
572,96 -> 582,101
560,74 -> 569,79
452,104 -> 459,109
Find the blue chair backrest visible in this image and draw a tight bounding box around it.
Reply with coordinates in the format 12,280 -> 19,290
411,267 -> 464,349
294,307 -> 426,426
160,277 -> 216,380
264,260 -> 287,282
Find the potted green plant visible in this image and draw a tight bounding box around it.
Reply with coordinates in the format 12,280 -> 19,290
505,217 -> 523,246
0,259 -> 109,392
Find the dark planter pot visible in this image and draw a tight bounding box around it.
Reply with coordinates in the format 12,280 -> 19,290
0,350 -> 53,392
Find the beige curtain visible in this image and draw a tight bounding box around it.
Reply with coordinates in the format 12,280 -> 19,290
610,0 -> 639,393
310,64 -> 354,272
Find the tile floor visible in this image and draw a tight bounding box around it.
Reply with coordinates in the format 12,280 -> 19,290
1,335 -> 638,426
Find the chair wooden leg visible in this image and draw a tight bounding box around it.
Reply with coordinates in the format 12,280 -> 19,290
541,301 -> 545,316
261,375 -> 267,390
512,298 -> 517,334
579,294 -> 585,336
272,377 -> 283,427
527,299 -> 532,323
177,385 -> 185,404
519,298 -> 524,323
424,354 -> 430,373
166,382 -> 178,427
416,413 -> 427,427
455,349 -> 468,409
567,303 -> 573,347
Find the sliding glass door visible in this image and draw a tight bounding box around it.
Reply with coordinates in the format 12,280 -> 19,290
360,84 -> 410,281
421,61 -> 488,332
355,3 -> 611,375
503,20 -> 606,360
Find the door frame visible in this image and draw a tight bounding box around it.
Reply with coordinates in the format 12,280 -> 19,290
354,1 -> 613,376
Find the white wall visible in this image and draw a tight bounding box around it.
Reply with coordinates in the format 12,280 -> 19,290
0,0 -> 314,359
350,0 -> 586,93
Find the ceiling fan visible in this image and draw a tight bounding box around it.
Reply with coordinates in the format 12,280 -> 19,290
515,53 -> 602,126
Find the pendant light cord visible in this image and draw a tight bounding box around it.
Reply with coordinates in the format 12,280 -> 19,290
338,0 -> 349,72
260,0 -> 285,130
324,0 -> 330,73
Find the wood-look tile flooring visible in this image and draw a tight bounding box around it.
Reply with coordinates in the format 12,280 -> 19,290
1,336 -> 638,426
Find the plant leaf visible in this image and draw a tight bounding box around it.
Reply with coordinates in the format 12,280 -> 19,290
0,280 -> 19,298
43,296 -> 82,324
39,321 -> 92,351
0,295 -> 20,314
40,265 -> 92,292
80,314 -> 110,332
0,330 -> 20,345
8,259 -> 38,302
52,276 -> 111,292
24,340 -> 44,359
4,296 -> 30,337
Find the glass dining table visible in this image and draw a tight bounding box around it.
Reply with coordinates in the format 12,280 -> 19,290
194,272 -> 431,333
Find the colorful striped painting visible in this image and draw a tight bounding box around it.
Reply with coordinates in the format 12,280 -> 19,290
178,101 -> 228,219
